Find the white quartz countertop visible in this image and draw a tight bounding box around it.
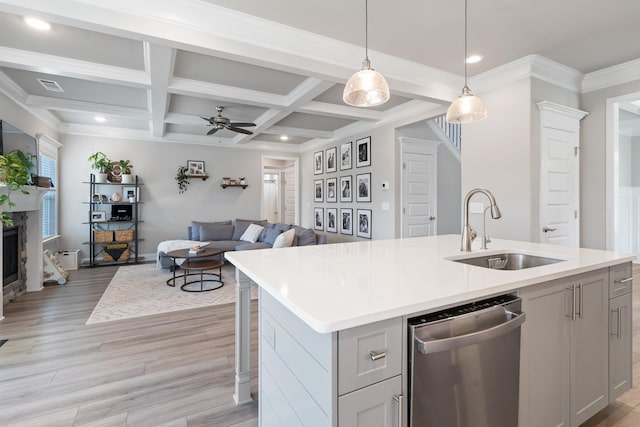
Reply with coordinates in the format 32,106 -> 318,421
225,235 -> 634,333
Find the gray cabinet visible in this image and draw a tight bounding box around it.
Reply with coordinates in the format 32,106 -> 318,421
338,376 -> 402,427
520,268 -> 609,427
609,263 -> 633,401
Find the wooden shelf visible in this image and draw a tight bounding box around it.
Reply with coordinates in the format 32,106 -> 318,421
187,174 -> 208,181
221,184 -> 248,189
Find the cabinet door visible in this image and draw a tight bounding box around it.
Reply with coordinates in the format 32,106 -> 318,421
338,376 -> 402,427
519,281 -> 571,427
570,270 -> 609,426
609,293 -> 632,401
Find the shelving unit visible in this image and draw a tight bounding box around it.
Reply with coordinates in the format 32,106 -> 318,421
83,174 -> 143,267
221,183 -> 248,189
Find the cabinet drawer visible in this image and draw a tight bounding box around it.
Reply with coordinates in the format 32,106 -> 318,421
338,317 -> 402,395
338,375 -> 402,427
609,263 -> 632,299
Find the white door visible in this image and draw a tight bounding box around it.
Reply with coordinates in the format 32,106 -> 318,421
400,139 -> 439,238
538,102 -> 587,246
284,164 -> 296,224
263,174 -> 280,223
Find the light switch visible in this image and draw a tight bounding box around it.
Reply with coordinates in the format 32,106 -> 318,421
470,202 -> 484,214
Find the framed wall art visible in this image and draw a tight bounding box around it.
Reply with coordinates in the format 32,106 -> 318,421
326,146 -> 337,173
314,179 -> 324,202
187,160 -> 206,176
356,136 -> 371,168
90,210 -> 106,223
356,172 -> 371,202
326,208 -> 337,233
326,177 -> 337,202
340,175 -> 352,202
356,209 -> 372,239
314,151 -> 323,175
340,141 -> 352,170
314,207 -> 324,231
340,208 -> 353,235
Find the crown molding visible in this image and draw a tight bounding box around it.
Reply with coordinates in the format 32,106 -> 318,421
537,101 -> 588,120
582,57 -> 640,93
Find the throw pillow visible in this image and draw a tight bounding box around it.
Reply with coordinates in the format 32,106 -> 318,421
239,223 -> 265,243
232,219 -> 268,241
191,220 -> 231,240
199,223 -> 234,241
272,228 -> 295,248
295,227 -> 317,246
262,228 -> 282,246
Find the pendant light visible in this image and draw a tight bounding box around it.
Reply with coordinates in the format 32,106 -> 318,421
343,0 -> 390,107
446,0 -> 487,123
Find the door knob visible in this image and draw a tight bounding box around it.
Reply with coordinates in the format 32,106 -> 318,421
429,216 -> 436,221
543,226 -> 557,233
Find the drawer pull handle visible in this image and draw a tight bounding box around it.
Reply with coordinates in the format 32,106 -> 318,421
615,277 -> 633,284
369,350 -> 386,361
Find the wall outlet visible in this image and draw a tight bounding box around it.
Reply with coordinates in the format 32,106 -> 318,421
470,202 -> 484,214
381,181 -> 389,190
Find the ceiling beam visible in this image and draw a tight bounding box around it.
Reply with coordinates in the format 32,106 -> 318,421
299,101 -> 383,121
169,77 -> 288,108
145,43 -> 176,137
26,95 -> 151,119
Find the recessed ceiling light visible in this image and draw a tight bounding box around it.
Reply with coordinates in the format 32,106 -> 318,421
94,116 -> 107,123
24,16 -> 51,31
466,54 -> 484,64
280,135 -> 289,141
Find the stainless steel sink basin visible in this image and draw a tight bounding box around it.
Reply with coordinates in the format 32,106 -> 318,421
451,252 -> 565,270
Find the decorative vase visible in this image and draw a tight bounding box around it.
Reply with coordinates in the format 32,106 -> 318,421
240,179 -> 246,185
95,173 -> 108,183
112,192 -> 122,202
222,177 -> 230,185
121,174 -> 134,184
128,196 -> 136,203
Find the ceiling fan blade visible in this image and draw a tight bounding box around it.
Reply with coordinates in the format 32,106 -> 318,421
201,116 -> 213,123
227,126 -> 253,135
229,122 -> 256,127
207,127 -> 220,136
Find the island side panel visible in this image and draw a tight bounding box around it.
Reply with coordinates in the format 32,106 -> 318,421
234,269 -> 254,405
259,289 -> 338,426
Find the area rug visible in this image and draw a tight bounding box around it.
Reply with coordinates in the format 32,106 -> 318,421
86,263 -> 257,324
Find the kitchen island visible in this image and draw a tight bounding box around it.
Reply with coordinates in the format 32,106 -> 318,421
225,234 -> 634,426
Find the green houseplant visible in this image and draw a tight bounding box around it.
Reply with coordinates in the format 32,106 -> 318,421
0,151 -> 31,226
176,165 -> 189,193
119,159 -> 134,184
88,151 -> 111,183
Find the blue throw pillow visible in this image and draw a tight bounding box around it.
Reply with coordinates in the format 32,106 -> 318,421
261,228 -> 282,246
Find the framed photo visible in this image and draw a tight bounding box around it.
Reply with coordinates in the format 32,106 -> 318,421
356,136 -> 371,168
314,151 -> 323,175
340,141 -> 352,171
340,208 -> 353,235
314,179 -> 324,202
122,186 -> 138,202
90,210 -> 106,223
356,173 -> 371,202
326,177 -> 337,203
326,208 -> 337,233
340,175 -> 352,202
187,160 -> 206,176
314,207 -> 324,231
326,146 -> 337,173
356,209 -> 372,239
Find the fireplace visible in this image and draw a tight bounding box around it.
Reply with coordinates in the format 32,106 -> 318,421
2,212 -> 27,305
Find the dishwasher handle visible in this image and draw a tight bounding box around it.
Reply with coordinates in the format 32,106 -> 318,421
415,309 -> 526,354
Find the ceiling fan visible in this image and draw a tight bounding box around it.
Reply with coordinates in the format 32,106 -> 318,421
201,106 -> 256,136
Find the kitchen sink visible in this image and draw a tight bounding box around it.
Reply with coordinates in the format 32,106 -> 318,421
450,252 -> 565,270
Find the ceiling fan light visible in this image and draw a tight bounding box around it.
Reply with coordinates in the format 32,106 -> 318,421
343,60 -> 390,107
446,86 -> 487,124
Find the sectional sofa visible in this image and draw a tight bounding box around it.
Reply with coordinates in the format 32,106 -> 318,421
157,218 -> 325,268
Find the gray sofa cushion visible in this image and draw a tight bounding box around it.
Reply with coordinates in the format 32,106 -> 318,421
235,242 -> 271,251
191,220 -> 232,240
292,226 -> 317,246
232,219 -> 268,241
200,223 -> 234,241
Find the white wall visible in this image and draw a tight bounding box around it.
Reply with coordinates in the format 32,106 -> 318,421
581,79 -> 640,249
58,134 -> 298,260
301,126 -> 397,242
436,143 -> 461,235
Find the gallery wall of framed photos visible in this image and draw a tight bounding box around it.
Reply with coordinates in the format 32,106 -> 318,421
313,135 -> 373,239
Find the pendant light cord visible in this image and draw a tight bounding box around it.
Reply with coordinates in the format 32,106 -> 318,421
464,0 -> 468,87
365,0 -> 369,61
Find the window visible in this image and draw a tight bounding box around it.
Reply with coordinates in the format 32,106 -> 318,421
38,135 -> 60,240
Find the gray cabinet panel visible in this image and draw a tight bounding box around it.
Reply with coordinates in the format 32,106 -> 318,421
338,376 -> 402,427
609,292 -> 632,401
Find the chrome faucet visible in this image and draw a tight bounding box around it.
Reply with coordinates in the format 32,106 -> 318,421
461,188 -> 502,252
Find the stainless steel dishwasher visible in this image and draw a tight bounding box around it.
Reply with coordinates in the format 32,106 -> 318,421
408,294 -> 526,427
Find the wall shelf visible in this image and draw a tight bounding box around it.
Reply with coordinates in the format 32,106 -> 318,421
187,174 -> 208,181
221,184 -> 248,189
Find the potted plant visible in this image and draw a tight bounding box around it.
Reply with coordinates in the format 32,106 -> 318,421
176,165 -> 189,193
0,151 -> 31,226
119,159 -> 134,184
239,177 -> 246,185
88,151 -> 111,183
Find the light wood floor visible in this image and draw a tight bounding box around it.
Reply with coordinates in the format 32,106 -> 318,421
1,264 -> 639,426
0,265 -> 259,426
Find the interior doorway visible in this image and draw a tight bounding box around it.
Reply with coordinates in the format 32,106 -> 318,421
606,92 -> 640,260
261,156 -> 299,225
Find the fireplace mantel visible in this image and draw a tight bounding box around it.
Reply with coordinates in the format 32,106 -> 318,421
1,185 -> 50,321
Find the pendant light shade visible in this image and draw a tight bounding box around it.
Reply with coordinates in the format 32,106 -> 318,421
446,0 -> 487,123
343,0 -> 390,107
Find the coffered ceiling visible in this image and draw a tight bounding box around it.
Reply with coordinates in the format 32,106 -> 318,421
0,0 -> 639,151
